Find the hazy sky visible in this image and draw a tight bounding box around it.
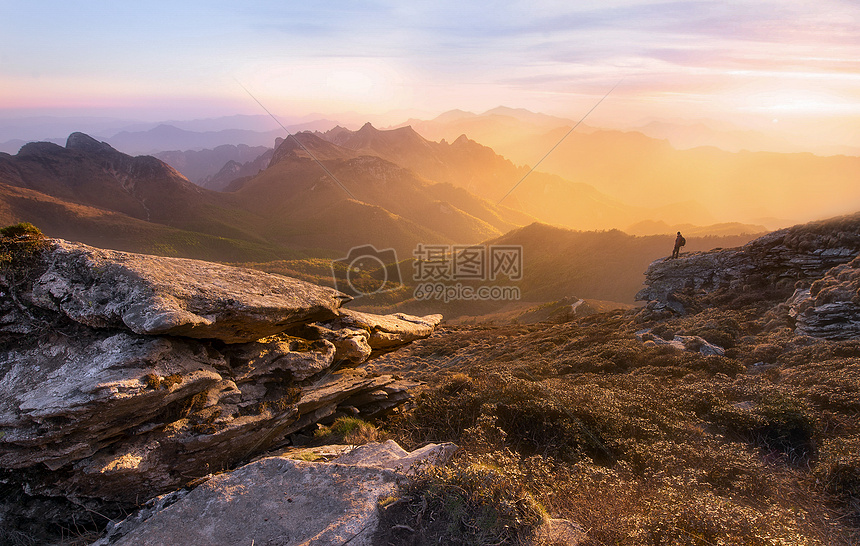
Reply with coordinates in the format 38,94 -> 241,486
2,1 -> 859,140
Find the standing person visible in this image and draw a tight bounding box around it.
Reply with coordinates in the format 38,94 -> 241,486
672,231 -> 686,259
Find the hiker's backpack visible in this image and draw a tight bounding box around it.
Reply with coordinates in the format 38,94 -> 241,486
679,236 -> 686,246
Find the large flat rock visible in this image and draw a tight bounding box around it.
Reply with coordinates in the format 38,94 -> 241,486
29,239 -> 349,342
106,457 -> 398,546
95,441 -> 457,546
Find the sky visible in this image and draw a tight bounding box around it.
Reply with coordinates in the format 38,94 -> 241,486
1,1 -> 859,146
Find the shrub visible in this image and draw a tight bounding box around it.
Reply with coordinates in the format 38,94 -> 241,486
374,455 -> 545,545
315,416 -> 379,445
816,435 -> 860,500
0,222 -> 48,273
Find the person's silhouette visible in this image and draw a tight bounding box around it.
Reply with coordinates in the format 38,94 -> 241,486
672,232 -> 685,259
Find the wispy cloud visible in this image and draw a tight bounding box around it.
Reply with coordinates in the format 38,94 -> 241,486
1,0 -> 858,128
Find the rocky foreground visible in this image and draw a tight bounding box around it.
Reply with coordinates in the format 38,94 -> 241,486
0,235 -> 441,542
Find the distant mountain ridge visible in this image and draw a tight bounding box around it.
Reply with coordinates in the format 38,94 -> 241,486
155,144 -> 270,186
398,108 -> 860,226
314,123 -> 711,230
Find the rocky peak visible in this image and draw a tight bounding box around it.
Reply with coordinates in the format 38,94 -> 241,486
269,131 -> 355,167
637,212 -> 860,303
66,131 -> 117,155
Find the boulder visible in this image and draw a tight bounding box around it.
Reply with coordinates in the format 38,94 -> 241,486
93,441 -> 457,546
334,439 -> 457,474
635,329 -> 725,356
27,239 -> 349,342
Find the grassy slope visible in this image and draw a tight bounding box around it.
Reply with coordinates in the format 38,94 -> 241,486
370,293 -> 860,544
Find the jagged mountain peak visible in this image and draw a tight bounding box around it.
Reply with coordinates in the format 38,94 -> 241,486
269,131 -> 357,166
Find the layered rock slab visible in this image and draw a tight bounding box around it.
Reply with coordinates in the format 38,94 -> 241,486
0,328 -> 223,470
331,309 -> 443,349
28,239 -> 348,342
790,255 -> 860,339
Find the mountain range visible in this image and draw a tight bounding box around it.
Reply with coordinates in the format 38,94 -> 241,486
0,131 -> 537,261
3,111 -> 857,312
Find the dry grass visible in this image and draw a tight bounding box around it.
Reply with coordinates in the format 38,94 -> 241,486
381,294 -> 860,545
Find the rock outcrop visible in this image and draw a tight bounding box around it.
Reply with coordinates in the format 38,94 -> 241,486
789,255 -> 860,339
636,213 -> 860,340
637,213 -> 860,316
0,237 -> 441,527
92,440 -> 458,546
29,239 -> 347,342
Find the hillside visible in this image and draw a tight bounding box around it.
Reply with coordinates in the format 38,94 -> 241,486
0,183 -> 288,262
154,144 -> 270,186
243,222 -> 761,321
230,132 -> 532,255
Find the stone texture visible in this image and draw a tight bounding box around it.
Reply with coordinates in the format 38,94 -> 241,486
226,335 -> 337,382
0,237 -> 441,511
0,327 -> 222,470
95,456 -> 398,546
790,255 -> 860,339
93,441 -> 457,546
28,239 -> 348,342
